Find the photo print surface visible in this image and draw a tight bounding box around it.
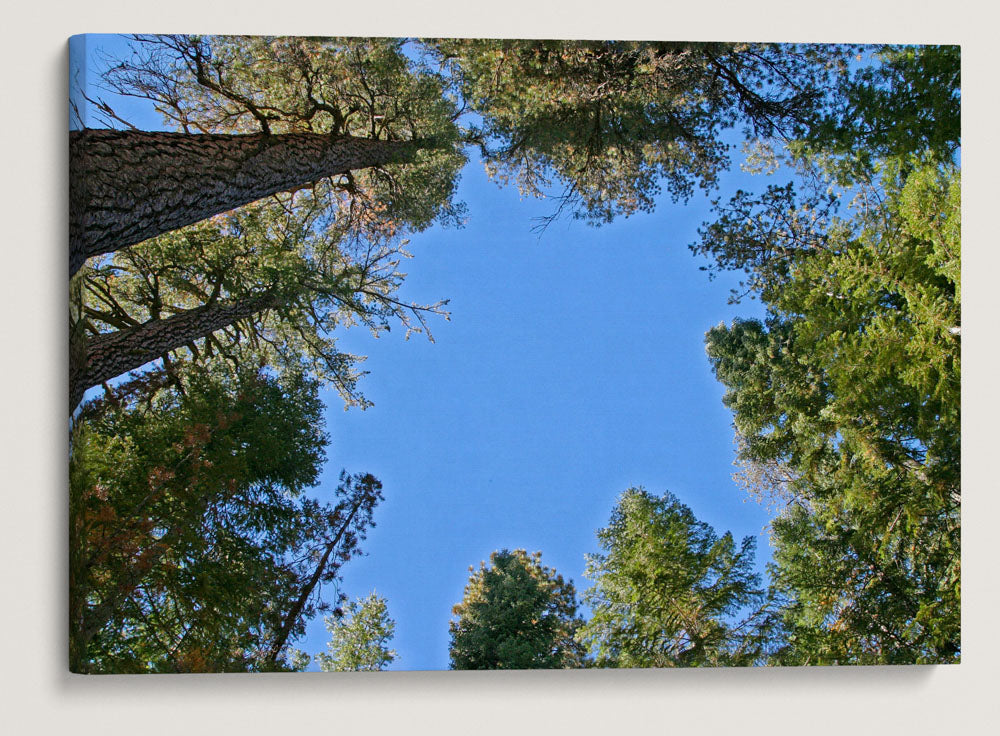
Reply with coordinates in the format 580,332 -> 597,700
68,35 -> 960,673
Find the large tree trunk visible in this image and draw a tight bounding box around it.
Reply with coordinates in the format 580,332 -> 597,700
70,293 -> 275,412
69,129 -> 429,277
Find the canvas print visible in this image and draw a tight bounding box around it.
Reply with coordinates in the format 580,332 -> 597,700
68,35 -> 960,673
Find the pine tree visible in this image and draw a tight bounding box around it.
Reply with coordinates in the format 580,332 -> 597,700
435,39 -> 851,225
699,44 -> 961,663
578,489 -> 771,667
316,593 -> 397,672
70,35 -> 465,276
71,36 -> 849,411
69,366 -> 383,673
449,549 -> 585,669
70,129 -> 433,276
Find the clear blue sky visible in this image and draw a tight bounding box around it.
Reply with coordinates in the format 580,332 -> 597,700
313,152 -> 769,670
73,34 -> 771,671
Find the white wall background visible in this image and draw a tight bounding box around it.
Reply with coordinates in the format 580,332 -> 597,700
4,2 -> 995,733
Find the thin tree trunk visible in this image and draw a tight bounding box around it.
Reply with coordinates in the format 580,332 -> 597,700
69,129 -> 431,277
264,500 -> 362,666
70,292 -> 275,412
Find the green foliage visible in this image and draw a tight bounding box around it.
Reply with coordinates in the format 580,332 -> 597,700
434,40 -> 851,225
806,45 -> 960,165
71,39 -> 961,669
102,35 -> 468,233
700,44 -> 960,664
766,492 -> 959,665
702,158 -> 960,520
77,37 -> 854,403
578,489 -> 772,667
449,549 -> 585,669
69,366 -> 383,673
80,192 -> 445,408
316,592 -> 397,671
81,35 -> 470,406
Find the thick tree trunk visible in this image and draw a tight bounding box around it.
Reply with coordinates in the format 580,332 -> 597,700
70,293 -> 275,412
69,129 -> 429,276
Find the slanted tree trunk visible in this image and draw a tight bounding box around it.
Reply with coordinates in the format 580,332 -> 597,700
70,292 -> 275,412
264,498 -> 363,666
69,129 -> 431,277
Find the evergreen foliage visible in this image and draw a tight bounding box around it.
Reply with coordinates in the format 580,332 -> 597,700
316,592 -> 397,671
73,35 -> 468,411
700,44 -> 960,663
66,38 -> 960,670
579,489 -> 775,667
435,40 -> 851,227
69,366 -> 383,672
449,549 -> 585,669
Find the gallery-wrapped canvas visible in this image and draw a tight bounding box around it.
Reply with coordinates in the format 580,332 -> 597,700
68,35 -> 960,673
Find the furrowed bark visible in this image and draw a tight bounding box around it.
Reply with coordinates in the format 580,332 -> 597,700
70,293 -> 275,412
69,129 -> 431,276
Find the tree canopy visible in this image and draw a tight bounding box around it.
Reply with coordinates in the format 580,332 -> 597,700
67,38 -> 960,671
69,366 -> 383,672
72,185 -> 447,411
449,549 -> 586,669
88,34 -> 468,244
71,35 -> 471,411
315,592 -> 398,672
71,36 -> 854,412
435,40 -> 850,227
579,489 -> 773,667
700,44 -> 960,664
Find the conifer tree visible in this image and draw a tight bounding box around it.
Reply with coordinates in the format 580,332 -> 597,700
316,593 -> 397,672
699,44 -> 961,663
578,489 -> 773,667
71,36 -> 848,411
69,366 -> 383,673
449,549 -> 585,669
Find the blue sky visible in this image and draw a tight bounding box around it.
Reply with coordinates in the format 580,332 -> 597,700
73,34 -> 773,671
312,149 -> 769,670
